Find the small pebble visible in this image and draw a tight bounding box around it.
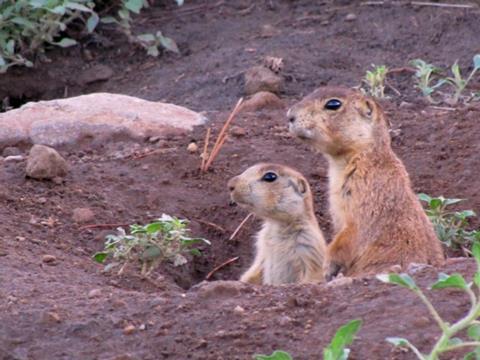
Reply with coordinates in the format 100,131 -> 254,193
42,254 -> 57,264
230,126 -> 246,137
88,288 -> 102,299
233,305 -> 245,314
345,13 -> 357,21
187,142 -> 198,153
123,324 -> 136,335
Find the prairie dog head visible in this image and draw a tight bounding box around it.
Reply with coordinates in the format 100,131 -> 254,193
228,163 -> 314,222
287,86 -> 389,156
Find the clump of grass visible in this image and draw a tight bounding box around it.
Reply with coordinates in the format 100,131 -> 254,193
362,64 -> 389,98
253,319 -> 362,360
93,214 -> 210,277
377,241 -> 480,360
444,54 -> 480,105
418,194 -> 479,251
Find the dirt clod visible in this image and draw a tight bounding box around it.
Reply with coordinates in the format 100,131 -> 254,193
241,91 -> 285,112
42,254 -> 57,264
244,66 -> 283,95
72,208 -> 95,224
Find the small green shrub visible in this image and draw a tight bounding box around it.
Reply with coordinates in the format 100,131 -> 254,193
377,241 -> 480,360
362,64 -> 388,98
253,319 -> 362,360
0,0 -> 98,73
410,59 -> 446,103
444,54 -> 480,105
93,214 -> 210,277
418,193 -> 479,249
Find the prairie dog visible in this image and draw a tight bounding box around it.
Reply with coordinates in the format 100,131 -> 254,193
288,86 -> 444,279
228,163 -> 326,285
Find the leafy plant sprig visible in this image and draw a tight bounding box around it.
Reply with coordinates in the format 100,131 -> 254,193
377,241 -> 480,360
418,193 -> 479,250
253,319 -> 362,360
93,214 -> 210,277
444,54 -> 480,105
362,64 -> 389,98
410,59 -> 446,104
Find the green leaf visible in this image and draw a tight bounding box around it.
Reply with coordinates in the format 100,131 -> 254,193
444,198 -> 463,206
473,54 -> 480,71
473,242 -> 480,266
142,245 -> 161,260
474,272 -> 480,288
137,33 -> 156,43
157,32 -> 180,54
145,222 -> 162,234
386,337 -> 412,347
10,17 -> 36,29
176,0 -> 184,5
86,13 -> 99,33
430,198 -> 442,210
0,56 -> 5,67
418,193 -> 432,203
5,40 -> 14,54
376,273 -> 418,290
124,0 -> 144,14
323,319 -> 362,360
468,324 -> 480,341
52,38 -> 77,47
253,351 -> 293,360
431,273 -> 468,290
448,337 -> 463,346
190,248 -> 202,256
93,252 -> 108,263
147,46 -> 159,57
101,16 -> 118,24
65,2 -> 92,12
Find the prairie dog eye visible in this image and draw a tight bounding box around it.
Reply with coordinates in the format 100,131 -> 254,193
261,172 -> 278,182
324,99 -> 342,110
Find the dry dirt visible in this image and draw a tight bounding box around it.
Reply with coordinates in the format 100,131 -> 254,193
1,1 -> 480,359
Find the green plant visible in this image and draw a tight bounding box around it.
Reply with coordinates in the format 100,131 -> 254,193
377,241 -> 480,360
253,319 -> 362,360
0,0 -> 99,73
410,59 -> 446,103
418,193 -> 479,250
444,54 -> 480,105
362,64 -> 388,98
101,0 -> 180,56
93,214 -> 210,276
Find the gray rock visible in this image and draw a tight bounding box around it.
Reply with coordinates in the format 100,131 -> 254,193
72,207 -> 95,224
0,93 -> 207,148
26,145 -> 68,180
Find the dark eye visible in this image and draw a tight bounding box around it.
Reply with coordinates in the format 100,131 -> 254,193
324,99 -> 342,110
261,172 -> 277,182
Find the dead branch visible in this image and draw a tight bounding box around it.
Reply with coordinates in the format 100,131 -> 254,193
229,213 -> 254,241
205,256 -> 240,280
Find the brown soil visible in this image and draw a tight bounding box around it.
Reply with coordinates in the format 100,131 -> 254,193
1,1 -> 480,359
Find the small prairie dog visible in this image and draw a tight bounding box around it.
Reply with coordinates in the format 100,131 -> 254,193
288,86 -> 444,279
227,163 -> 326,285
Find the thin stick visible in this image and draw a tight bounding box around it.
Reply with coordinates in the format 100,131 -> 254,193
429,105 -> 456,111
205,256 -> 239,280
411,2 -> 477,9
79,223 -> 129,231
385,80 -> 401,96
200,127 -> 211,171
229,213 -> 254,241
195,218 -> 226,233
203,97 -> 244,171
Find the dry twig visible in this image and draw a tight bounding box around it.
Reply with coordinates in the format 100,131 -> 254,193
410,2 -> 477,9
195,218 -> 226,233
79,223 -> 129,231
205,256 -> 240,280
200,127 -> 211,171
202,98 -> 244,172
229,213 -> 254,241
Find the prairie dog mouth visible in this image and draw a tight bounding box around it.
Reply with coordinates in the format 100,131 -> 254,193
289,124 -> 313,140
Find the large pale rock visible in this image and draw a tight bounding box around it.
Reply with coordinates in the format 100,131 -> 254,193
0,93 -> 207,148
26,145 -> 68,180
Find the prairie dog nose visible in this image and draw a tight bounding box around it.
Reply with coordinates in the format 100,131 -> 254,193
287,108 -> 297,123
228,177 -> 238,192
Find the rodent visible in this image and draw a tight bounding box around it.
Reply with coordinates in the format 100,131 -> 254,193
227,163 -> 327,285
287,86 -> 444,279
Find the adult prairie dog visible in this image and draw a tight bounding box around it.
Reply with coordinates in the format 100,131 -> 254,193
288,86 -> 444,279
228,163 -> 326,285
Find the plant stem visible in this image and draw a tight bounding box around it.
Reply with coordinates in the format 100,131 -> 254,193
415,288 -> 448,332
443,341 -> 480,353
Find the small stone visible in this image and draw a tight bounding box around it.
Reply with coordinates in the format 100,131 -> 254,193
138,324 -> 146,331
230,126 -> 246,137
5,155 -> 24,162
78,64 -> 114,85
326,275 -> 354,288
42,311 -> 61,323
72,208 -> 95,224
42,254 -> 57,264
399,101 -> 413,109
196,280 -> 248,299
26,145 -> 68,180
187,142 -> 198,153
148,136 -> 161,143
123,324 -> 136,335
244,66 -> 284,95
2,146 -> 21,157
15,236 -> 26,242
88,289 -> 102,299
260,24 -> 280,38
37,197 -> 47,204
241,91 -> 284,112
233,305 -> 245,314
345,13 -> 357,21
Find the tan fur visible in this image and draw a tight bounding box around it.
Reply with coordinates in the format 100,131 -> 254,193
228,163 -> 327,285
288,86 -> 444,279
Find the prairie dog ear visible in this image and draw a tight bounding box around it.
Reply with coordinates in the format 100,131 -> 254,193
354,97 -> 377,121
297,178 -> 308,195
